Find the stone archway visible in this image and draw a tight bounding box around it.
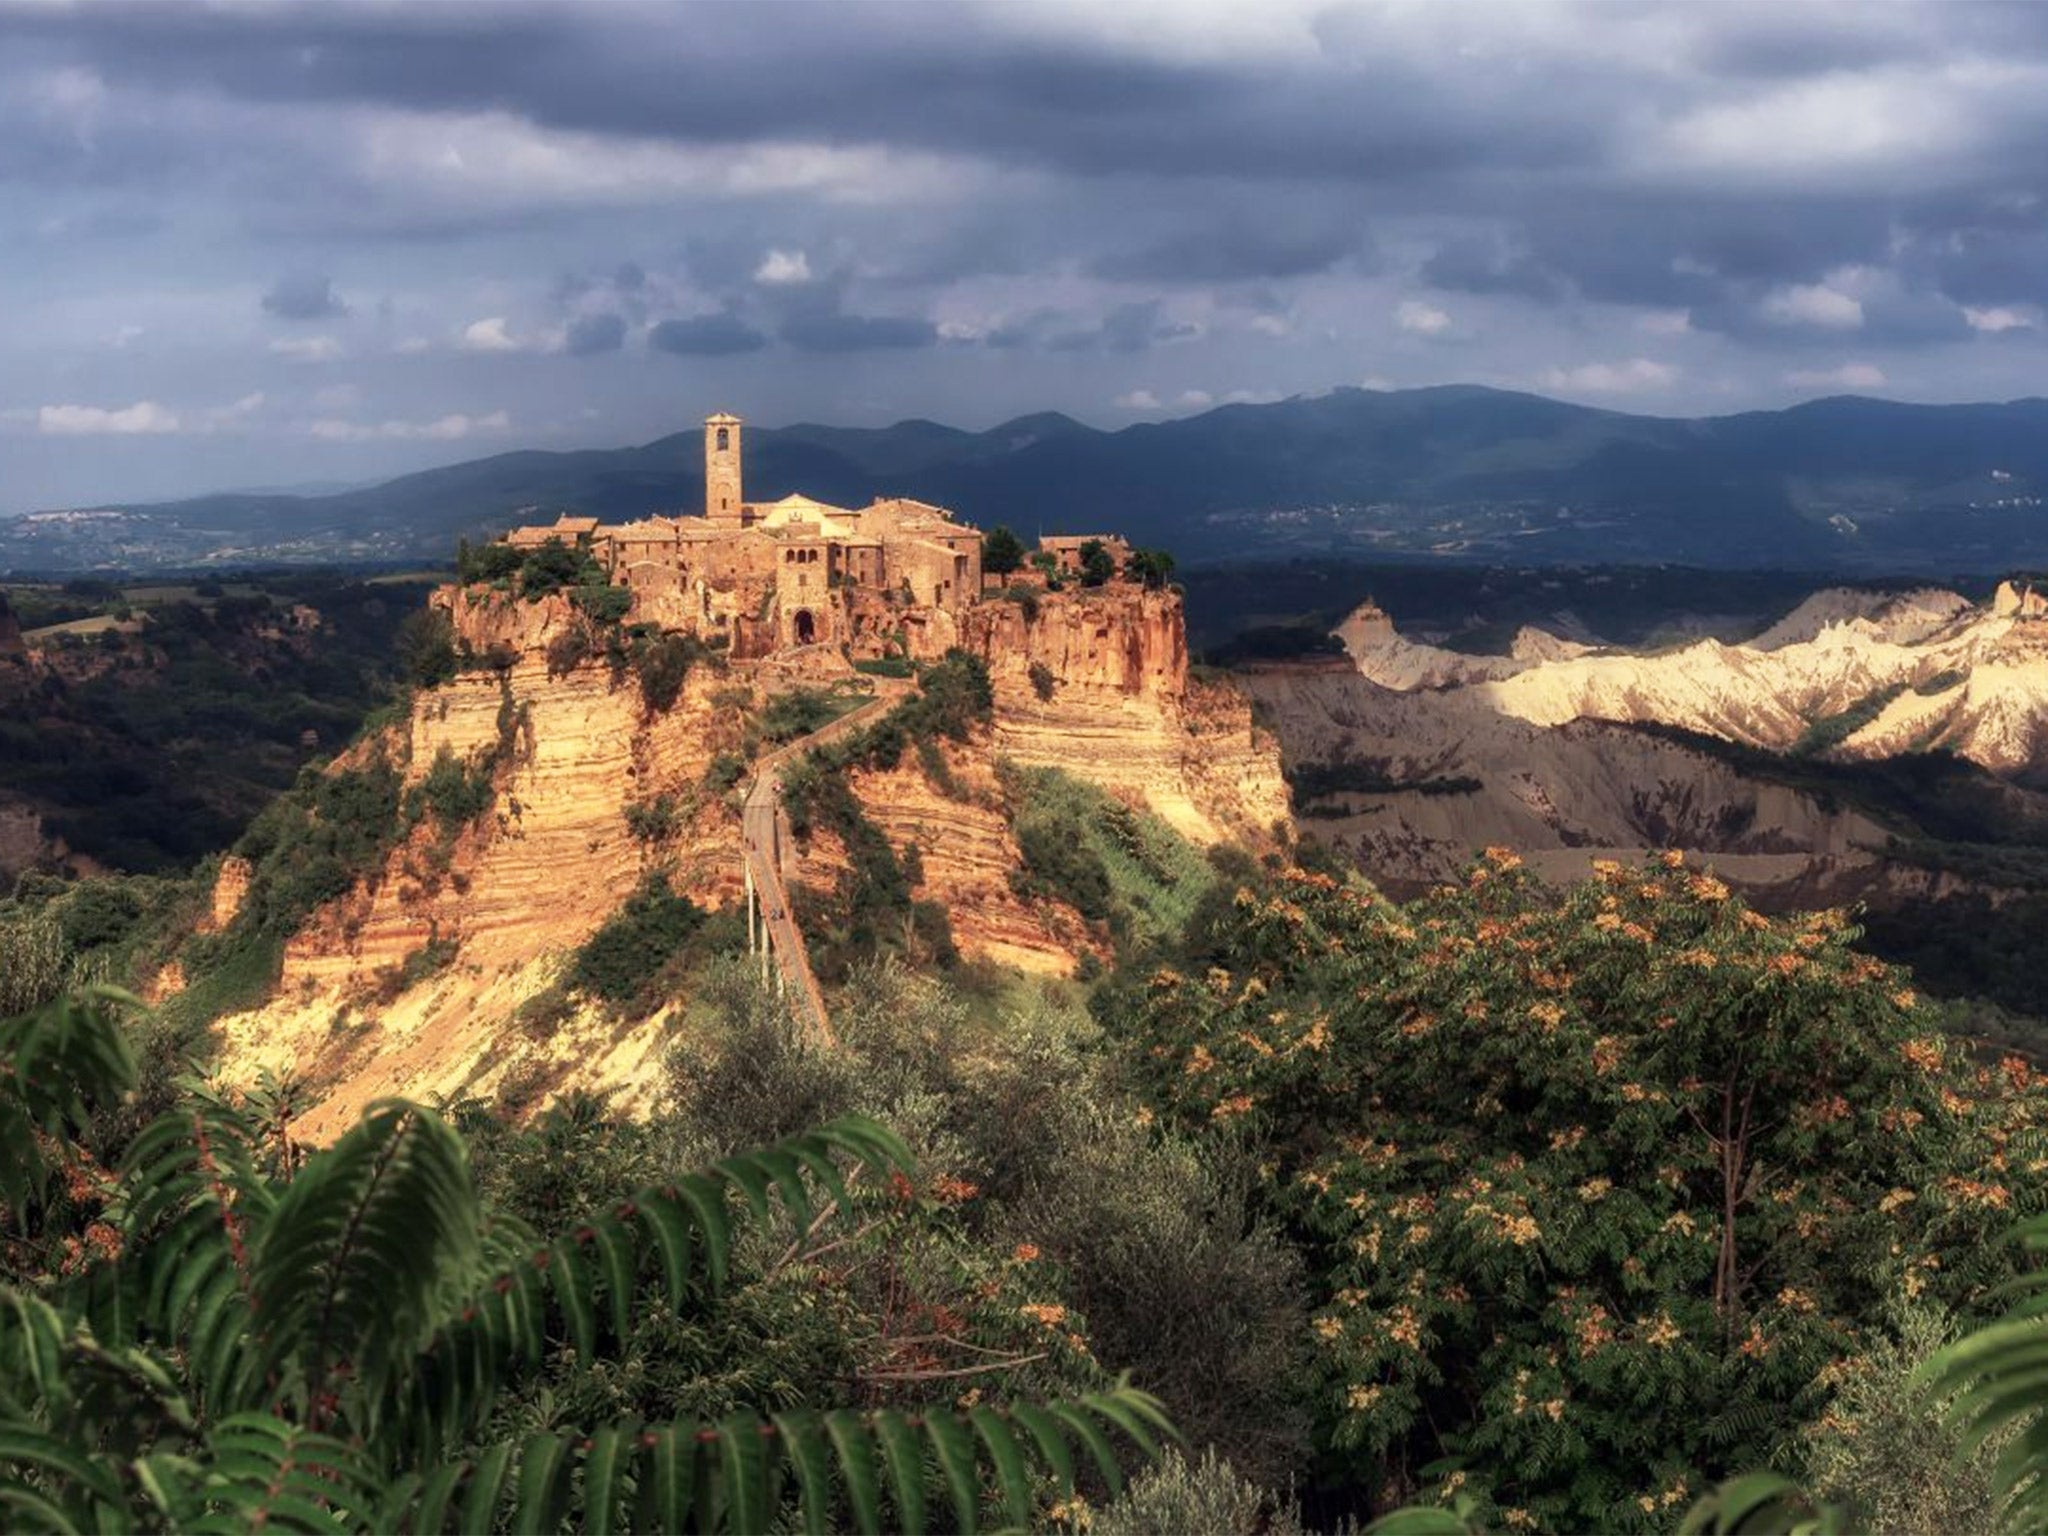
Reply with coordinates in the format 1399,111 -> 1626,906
793,608 -> 816,645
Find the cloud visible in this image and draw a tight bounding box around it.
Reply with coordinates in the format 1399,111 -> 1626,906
753,248 -> 812,285
1538,358 -> 1679,394
647,313 -> 769,356
1395,300 -> 1453,335
459,317 -> 523,353
779,310 -> 936,352
1964,304 -> 2039,333
268,335 -> 344,362
261,273 -> 348,320
1113,389 -> 1162,410
1785,362 -> 1887,389
308,410 -> 511,442
1635,309 -> 1693,336
563,311 -> 627,355
38,400 -> 180,435
1761,281 -> 1863,328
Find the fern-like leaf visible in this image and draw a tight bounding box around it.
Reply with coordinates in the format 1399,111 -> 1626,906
0,990 -> 137,1226
248,1100 -> 480,1421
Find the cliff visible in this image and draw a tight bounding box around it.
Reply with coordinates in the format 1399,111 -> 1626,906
962,586 -> 1288,846
209,579 -> 1287,1135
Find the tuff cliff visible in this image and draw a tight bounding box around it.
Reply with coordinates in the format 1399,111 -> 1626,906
961,587 -> 1287,846
209,578 -> 1286,1134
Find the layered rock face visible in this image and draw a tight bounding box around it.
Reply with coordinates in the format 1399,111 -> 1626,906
213,579 -> 1286,1135
218,590 -> 753,1139
963,587 -> 1287,846
1335,586 -> 2048,776
1268,582 -> 2048,903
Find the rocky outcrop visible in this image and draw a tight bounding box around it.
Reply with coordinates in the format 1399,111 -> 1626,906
1240,665 -> 1902,904
1337,587 -> 2048,778
963,587 -> 1286,846
213,578 -> 1289,1136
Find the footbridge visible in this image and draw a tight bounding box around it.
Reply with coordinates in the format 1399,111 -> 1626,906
740,681 -> 909,1045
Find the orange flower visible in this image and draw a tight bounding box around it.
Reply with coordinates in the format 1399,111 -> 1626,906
1012,1243 -> 1041,1263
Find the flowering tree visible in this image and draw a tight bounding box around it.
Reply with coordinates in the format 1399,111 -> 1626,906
1130,851 -> 2048,1529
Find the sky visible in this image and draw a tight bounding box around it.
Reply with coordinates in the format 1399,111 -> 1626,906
8,0 -> 2048,511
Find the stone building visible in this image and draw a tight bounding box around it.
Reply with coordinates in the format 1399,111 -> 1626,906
502,412 -> 983,652
1038,533 -> 1133,577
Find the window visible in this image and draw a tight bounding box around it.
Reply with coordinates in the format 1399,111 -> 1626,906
716,427 -> 730,451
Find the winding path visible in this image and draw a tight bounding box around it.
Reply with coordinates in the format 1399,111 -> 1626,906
741,680 -> 910,1045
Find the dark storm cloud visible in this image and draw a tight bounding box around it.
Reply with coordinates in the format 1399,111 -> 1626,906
14,0 -> 2048,513
261,273 -> 348,320
1090,213 -> 1371,284
564,312 -> 627,356
647,314 -> 769,357
779,311 -> 936,353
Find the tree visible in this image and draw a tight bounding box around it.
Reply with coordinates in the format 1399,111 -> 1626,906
982,526 -> 1026,578
1128,549 -> 1176,591
0,990 -> 1173,1532
1126,851 -> 2045,1528
1078,540 -> 1115,588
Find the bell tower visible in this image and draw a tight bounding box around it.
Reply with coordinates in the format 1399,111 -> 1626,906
705,411 -> 743,525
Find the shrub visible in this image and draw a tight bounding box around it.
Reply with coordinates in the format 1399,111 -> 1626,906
1093,1449 -> 1302,1536
1126,852 -> 2045,1526
1029,660 -> 1057,701
636,633 -> 700,713
456,538 -> 523,584
395,607 -> 458,688
545,625 -> 592,678
703,753 -> 746,795
568,583 -> 632,625
983,524 -> 1026,577
567,872 -> 706,1015
404,745 -> 495,832
1078,539 -> 1115,588
623,793 -> 681,843
515,537 -> 603,601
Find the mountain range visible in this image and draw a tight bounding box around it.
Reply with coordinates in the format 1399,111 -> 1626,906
12,386 -> 2048,574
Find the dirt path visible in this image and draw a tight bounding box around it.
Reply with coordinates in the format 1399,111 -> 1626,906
741,680 -> 910,1044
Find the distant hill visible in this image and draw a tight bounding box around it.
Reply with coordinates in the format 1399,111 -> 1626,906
11,387 -> 2048,574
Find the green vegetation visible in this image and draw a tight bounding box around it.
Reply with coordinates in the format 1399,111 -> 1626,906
566,871 -> 711,1016
779,653 -> 994,979
0,991 -> 1169,1533
513,536 -> 607,601
1077,539 -> 1115,588
1127,548 -> 1176,591
624,792 -> 684,844
1289,759 -> 1483,804
758,686 -> 860,744
0,570 -> 435,872
1028,660 -> 1057,701
982,524 -> 1026,577
1005,766 -> 1213,955
1121,852 -> 2044,1528
1792,682 -> 1909,757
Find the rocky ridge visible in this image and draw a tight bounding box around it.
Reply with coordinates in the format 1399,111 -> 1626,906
1254,581 -> 2048,901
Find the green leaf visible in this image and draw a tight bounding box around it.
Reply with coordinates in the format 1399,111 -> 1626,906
513,1431 -> 571,1536
581,1419 -> 638,1536
873,1410 -> 927,1536
969,1407 -> 1033,1531
823,1409 -> 883,1536
924,1409 -> 980,1535
773,1411 -> 834,1536
717,1413 -> 770,1536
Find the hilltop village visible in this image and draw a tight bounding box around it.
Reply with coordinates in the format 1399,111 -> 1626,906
497,411 -> 1133,660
